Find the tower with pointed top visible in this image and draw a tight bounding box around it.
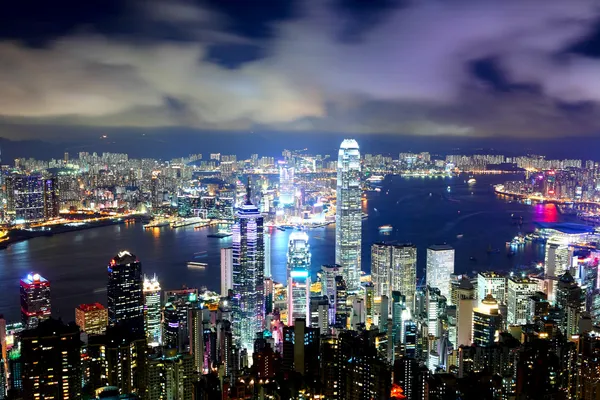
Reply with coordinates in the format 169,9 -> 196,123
336,139 -> 362,291
232,184 -> 265,354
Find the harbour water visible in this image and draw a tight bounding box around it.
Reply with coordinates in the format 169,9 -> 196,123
0,173 -> 577,321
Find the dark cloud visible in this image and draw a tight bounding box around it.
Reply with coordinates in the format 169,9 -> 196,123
0,0 -> 599,140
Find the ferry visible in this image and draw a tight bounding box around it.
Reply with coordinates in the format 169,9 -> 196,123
187,261 -> 208,269
143,220 -> 169,229
467,178 -> 476,184
366,175 -> 385,183
378,225 -> 393,233
171,217 -> 203,228
207,230 -> 232,238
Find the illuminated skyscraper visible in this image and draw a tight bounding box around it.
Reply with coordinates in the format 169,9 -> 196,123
232,187 -> 265,353
278,162 -> 295,205
20,273 -> 51,329
371,243 -> 392,298
107,251 -> 144,334
75,303 -> 108,335
507,276 -> 537,325
287,232 -> 311,325
477,271 -> 507,306
371,244 -> 417,312
472,294 -> 501,346
7,175 -> 45,223
220,247 -> 233,296
143,275 -> 162,346
426,245 -> 455,300
335,139 -> 362,291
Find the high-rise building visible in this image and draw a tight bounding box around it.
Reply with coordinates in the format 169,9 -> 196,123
427,286 -> 445,338
371,243 -> 392,298
75,303 -> 108,335
107,251 -> 144,333
477,271 -> 507,306
220,247 -> 233,296
163,303 -> 182,351
555,272 -> 585,337
20,273 -> 51,329
287,231 -> 311,324
472,294 -> 502,346
507,276 -> 538,326
335,139 -> 362,291
189,307 -> 210,375
6,175 -> 45,222
143,275 -> 162,346
426,245 -> 455,300
42,177 -> 59,219
278,162 -> 295,205
232,187 -> 265,353
147,348 -> 195,400
21,319 -> 82,399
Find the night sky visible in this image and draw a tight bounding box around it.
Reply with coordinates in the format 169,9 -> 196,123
0,0 -> 600,157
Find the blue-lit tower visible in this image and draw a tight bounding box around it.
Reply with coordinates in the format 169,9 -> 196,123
232,185 -> 265,353
287,231 -> 311,325
335,139 -> 362,291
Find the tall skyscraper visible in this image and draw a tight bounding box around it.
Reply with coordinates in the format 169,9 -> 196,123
555,272 -> 585,337
220,247 -> 233,296
20,273 -> 51,329
232,187 -> 265,353
507,276 -> 538,326
371,243 -> 392,298
6,175 -> 45,223
287,231 -> 311,325
472,294 -> 502,346
107,251 -> 144,333
278,161 -> 295,205
143,275 -> 162,346
335,139 -> 362,291
371,243 -> 417,312
21,319 -> 82,399
477,271 -> 507,306
75,303 -> 108,335
426,245 -> 455,299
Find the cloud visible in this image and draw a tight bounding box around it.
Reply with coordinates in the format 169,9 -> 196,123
0,0 -> 599,138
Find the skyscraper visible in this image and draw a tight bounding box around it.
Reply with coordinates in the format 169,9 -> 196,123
335,139 -> 362,291
75,303 -> 108,335
507,276 -> 538,326
20,273 -> 51,329
287,231 -> 311,325
143,275 -> 162,346
6,175 -> 45,223
278,161 -> 295,205
21,319 -> 82,399
426,245 -> 455,299
371,243 -> 392,298
220,247 -> 233,296
107,251 -> 144,334
477,271 -> 507,306
232,187 -> 265,353
371,244 -> 417,312
472,294 -> 502,346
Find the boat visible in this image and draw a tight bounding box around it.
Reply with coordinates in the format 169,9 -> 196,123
469,256 -> 477,262
187,261 -> 208,269
379,225 -> 393,233
143,220 -> 169,229
456,234 -> 464,239
208,230 -> 232,238
467,178 -> 476,184
447,186 -> 451,193
171,217 -> 204,228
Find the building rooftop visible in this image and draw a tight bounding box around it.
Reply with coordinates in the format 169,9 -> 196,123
77,303 -> 105,312
428,244 -> 454,251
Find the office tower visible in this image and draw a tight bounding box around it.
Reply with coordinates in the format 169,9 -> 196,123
371,243 -> 392,298
287,231 -> 311,324
42,177 -> 59,219
147,349 -> 195,400
164,287 -> 198,304
335,276 -> 348,328
451,276 -> 476,306
427,286 -> 445,338
472,294 -> 502,346
335,139 -> 362,291
189,307 -> 210,374
143,275 -> 162,346
378,295 -> 389,333
103,327 -> 148,396
320,264 -> 344,323
232,186 -> 265,353
426,245 -> 455,299
278,162 -> 295,205
392,244 -> 418,312
404,320 -> 418,359
21,319 -> 82,399
457,297 -> 476,347
75,303 -> 108,335
555,272 -> 585,336
507,276 -> 538,326
264,232 -> 272,278
477,271 -> 507,306
107,251 -> 144,333
163,303 -> 181,351
20,273 -> 51,329
282,319 -> 320,380
338,330 -> 392,400
220,247 -> 233,296
264,277 -> 274,315
6,175 -> 45,222
310,296 -> 330,335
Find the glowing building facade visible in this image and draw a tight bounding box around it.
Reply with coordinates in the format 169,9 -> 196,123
426,245 -> 455,300
287,232 -> 311,325
335,139 -> 362,291
371,244 -> 417,313
107,251 -> 144,334
232,191 -> 265,353
143,275 -> 162,346
20,273 -> 51,329
75,303 -> 108,335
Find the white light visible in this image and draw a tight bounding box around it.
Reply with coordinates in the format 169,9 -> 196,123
33,273 -> 41,281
